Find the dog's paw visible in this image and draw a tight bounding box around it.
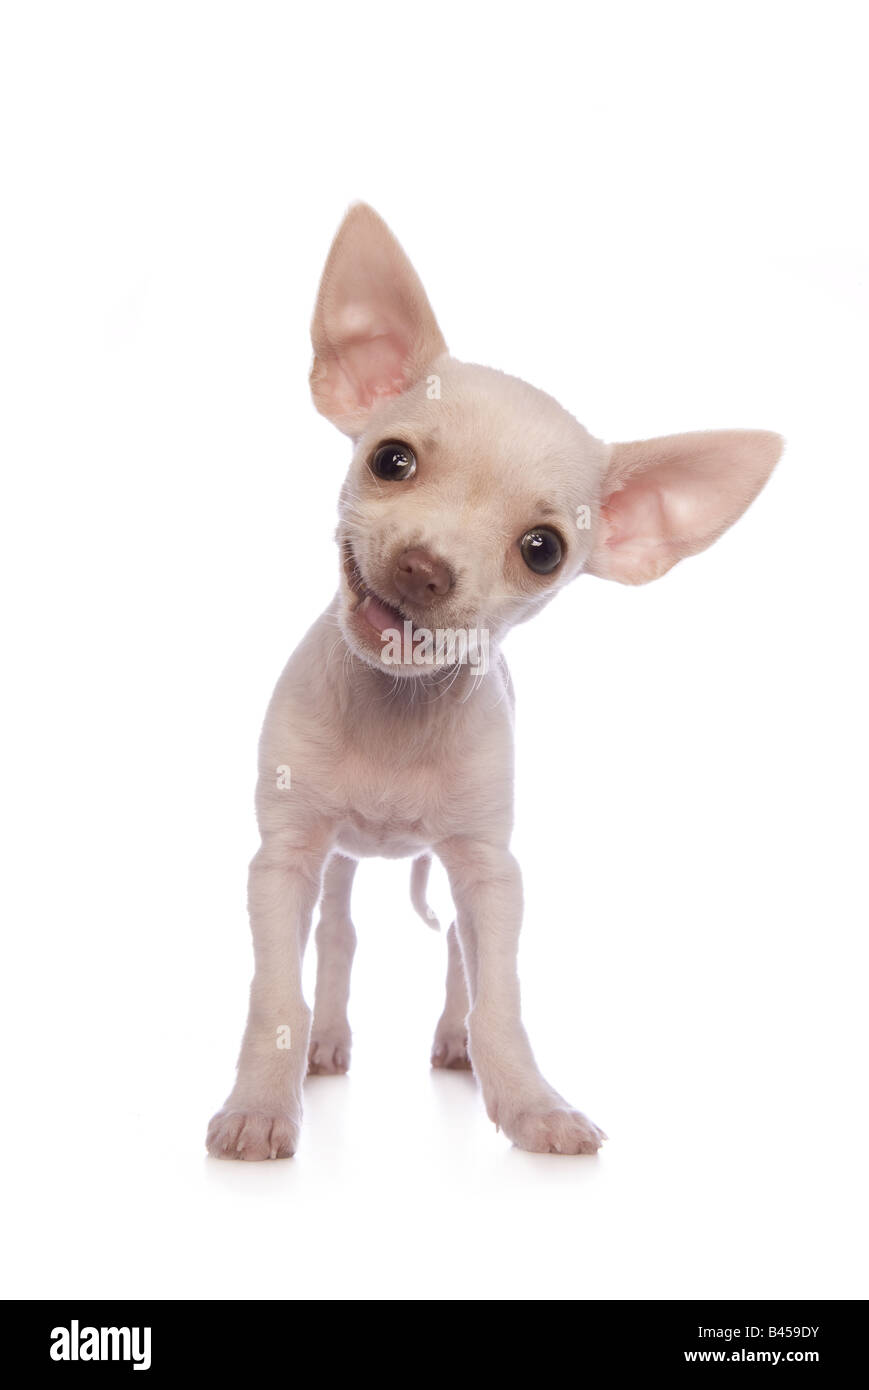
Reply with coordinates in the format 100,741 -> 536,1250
206,1107 -> 300,1160
307,1031 -> 351,1075
431,1026 -> 472,1070
499,1103 -> 607,1155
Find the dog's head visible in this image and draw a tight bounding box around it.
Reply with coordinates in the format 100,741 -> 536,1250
310,204 -> 781,677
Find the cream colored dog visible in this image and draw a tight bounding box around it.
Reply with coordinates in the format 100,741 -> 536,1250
206,205 -> 781,1159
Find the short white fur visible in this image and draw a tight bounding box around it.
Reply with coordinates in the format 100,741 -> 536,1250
206,205 -> 782,1159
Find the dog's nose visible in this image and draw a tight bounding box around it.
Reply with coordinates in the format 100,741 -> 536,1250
394,548 -> 454,606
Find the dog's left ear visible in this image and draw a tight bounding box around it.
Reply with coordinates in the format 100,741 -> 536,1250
586,429 -> 783,584
310,203 -> 447,437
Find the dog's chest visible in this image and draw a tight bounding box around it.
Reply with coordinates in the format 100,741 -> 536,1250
331,750 -> 458,857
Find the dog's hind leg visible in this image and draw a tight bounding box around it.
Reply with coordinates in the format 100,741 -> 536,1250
409,854 -> 470,1068
308,853 -> 358,1075
431,921 -> 472,1070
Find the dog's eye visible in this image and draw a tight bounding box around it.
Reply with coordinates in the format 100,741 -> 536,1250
370,441 -> 417,481
520,527 -> 563,574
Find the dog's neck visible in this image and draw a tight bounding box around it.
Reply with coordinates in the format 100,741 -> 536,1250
333,620 -> 490,712
294,598 -> 506,746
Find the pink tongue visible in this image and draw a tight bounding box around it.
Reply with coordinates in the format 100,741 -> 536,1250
360,594 -> 404,636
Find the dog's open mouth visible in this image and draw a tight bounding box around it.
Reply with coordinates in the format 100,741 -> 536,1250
342,542 -> 413,639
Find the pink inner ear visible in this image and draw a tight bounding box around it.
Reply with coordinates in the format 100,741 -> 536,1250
596,481 -> 679,585
318,325 -> 412,420
310,205 -> 447,437
589,430 -> 783,585
601,479 -> 669,550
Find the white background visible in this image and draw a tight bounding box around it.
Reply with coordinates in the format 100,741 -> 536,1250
1,1 -> 867,1301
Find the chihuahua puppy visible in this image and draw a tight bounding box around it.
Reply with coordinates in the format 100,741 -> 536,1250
206,205 -> 781,1159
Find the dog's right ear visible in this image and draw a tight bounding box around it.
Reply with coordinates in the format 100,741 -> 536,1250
310,204 -> 447,437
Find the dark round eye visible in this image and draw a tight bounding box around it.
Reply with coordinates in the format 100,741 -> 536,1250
520,527 -> 563,574
370,441 -> 417,481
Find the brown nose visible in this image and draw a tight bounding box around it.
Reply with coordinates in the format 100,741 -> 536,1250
393,548 -> 454,606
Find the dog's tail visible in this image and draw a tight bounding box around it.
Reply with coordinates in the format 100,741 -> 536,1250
410,854 -> 440,931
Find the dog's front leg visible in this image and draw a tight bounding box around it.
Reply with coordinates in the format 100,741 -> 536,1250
438,836 -> 606,1155
206,830 -> 331,1159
